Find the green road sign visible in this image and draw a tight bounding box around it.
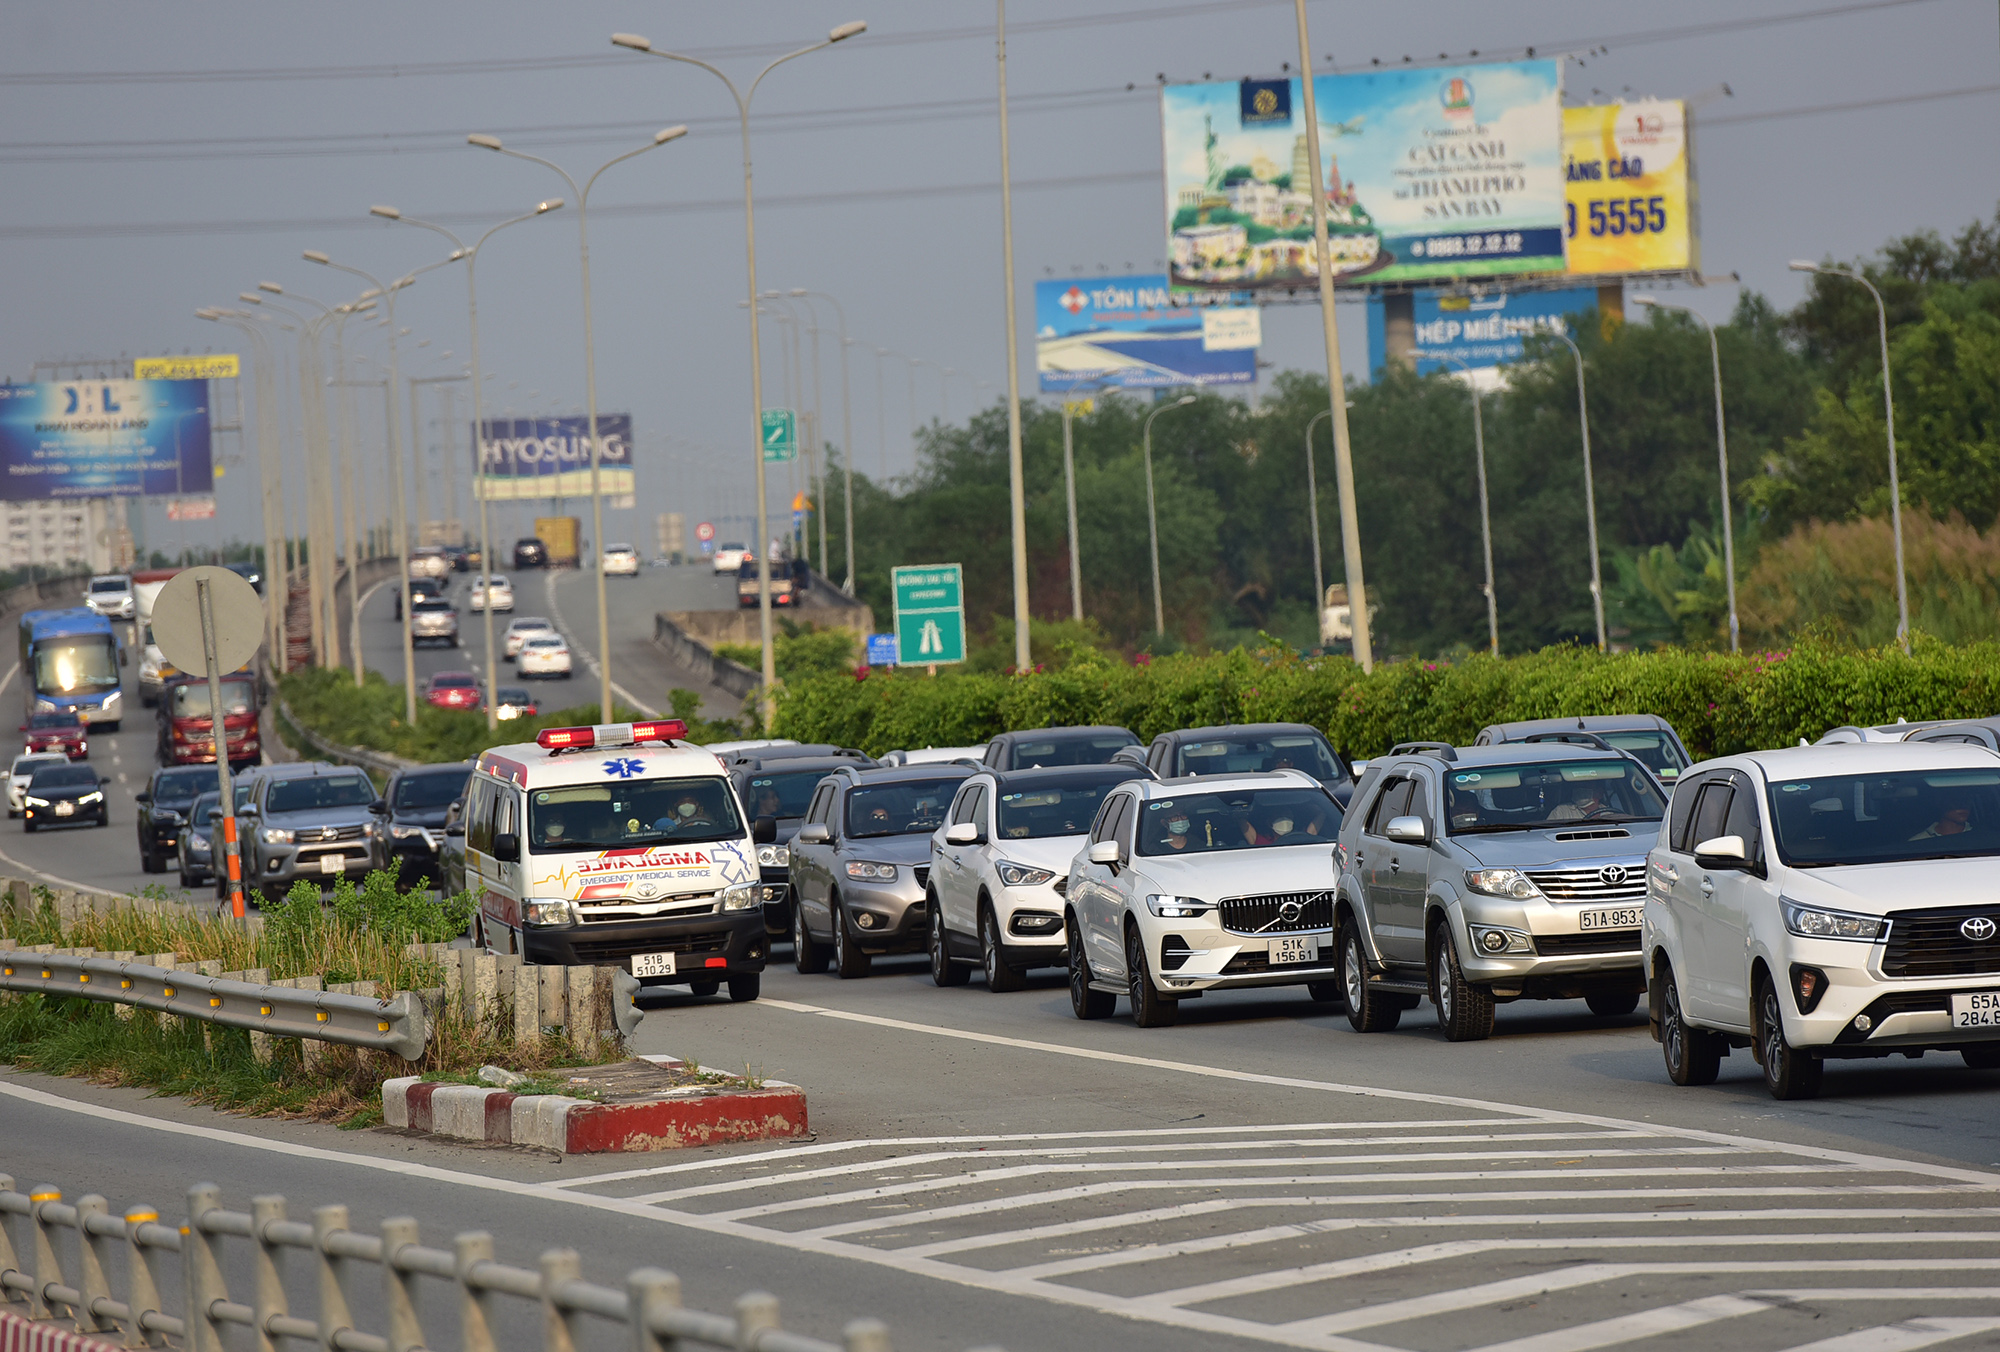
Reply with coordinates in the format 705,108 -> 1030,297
891,563 -> 965,665
761,408 -> 797,462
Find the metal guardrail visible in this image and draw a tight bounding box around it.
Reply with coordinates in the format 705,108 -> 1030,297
0,1177 -> 927,1352
0,949 -> 425,1060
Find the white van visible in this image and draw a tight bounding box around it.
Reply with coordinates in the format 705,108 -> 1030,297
464,719 -> 775,1001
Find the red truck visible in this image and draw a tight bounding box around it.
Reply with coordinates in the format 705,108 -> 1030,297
156,673 -> 261,771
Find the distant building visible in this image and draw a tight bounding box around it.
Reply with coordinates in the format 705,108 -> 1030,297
0,499 -> 116,573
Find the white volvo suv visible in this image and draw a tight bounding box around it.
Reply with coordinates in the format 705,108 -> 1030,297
1646,741 -> 2000,1100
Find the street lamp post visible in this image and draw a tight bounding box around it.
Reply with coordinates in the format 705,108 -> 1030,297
242,292 -> 335,668
794,291 -> 858,593
1142,394 -> 1198,637
1791,259 -> 1910,652
612,21 -> 867,729
198,309 -> 287,674
467,128 -> 686,724
1549,330 -> 1607,651
1439,358 -> 1500,657
994,0 -> 1033,672
1060,393 -> 1095,622
1304,408 -> 1331,633
1633,294 -> 1740,652
372,200 -> 564,727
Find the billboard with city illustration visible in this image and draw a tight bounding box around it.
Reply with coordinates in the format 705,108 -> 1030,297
0,379 -> 212,500
1034,274 -> 1257,391
473,414 -> 633,501
1161,61 -> 1567,290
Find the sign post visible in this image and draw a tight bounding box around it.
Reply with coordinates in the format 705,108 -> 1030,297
761,409 -> 797,462
890,564 -> 966,668
151,566 -> 263,919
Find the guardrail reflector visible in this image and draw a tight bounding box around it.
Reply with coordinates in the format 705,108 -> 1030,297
210,998 -> 223,1009
315,1011 -> 329,1023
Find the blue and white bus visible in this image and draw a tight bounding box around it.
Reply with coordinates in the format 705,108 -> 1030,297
18,609 -> 124,729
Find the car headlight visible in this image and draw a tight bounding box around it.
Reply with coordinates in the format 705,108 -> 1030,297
24,797 -> 47,808
261,827 -> 294,845
1146,894 -> 1213,918
1465,868 -> 1540,900
997,861 -> 1056,888
1783,900 -> 1890,942
189,836 -> 212,855
719,883 -> 761,911
77,792 -> 102,805
845,861 -> 898,881
757,843 -> 790,868
155,809 -> 182,825
1470,924 -> 1535,955
524,897 -> 577,926
390,824 -> 427,840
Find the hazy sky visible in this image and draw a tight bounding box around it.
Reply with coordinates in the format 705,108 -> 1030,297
2,0 -> 1995,558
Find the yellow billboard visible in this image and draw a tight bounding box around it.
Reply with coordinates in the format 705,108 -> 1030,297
1562,101 -> 1697,276
134,354 -> 239,380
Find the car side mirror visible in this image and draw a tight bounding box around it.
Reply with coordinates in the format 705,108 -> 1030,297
443,820 -> 465,837
206,809 -> 223,823
135,791 -> 151,803
797,822 -> 831,845
238,804 -> 258,818
1385,815 -> 1429,845
1693,834 -> 1748,868
752,814 -> 778,844
1088,839 -> 1122,866
492,833 -> 521,862
369,800 -> 389,815
1110,746 -> 1149,769
945,822 -> 981,846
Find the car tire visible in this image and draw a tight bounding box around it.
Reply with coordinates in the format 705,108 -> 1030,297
982,905 -> 1026,993
1660,964 -> 1723,1086
140,847 -> 162,874
1125,924 -> 1177,1028
832,902 -> 872,979
1306,981 -> 1343,1004
1431,927 -> 1496,1043
728,974 -> 761,1003
1339,922 -> 1401,1033
22,820 -> 34,834
1066,913 -> 1115,1020
1586,988 -> 1642,1017
690,981 -> 720,997
1961,1045 -> 2000,1069
1757,977 -> 1824,1100
928,903 -> 968,987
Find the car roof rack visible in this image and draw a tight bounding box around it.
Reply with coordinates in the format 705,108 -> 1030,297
1388,741 -> 1457,761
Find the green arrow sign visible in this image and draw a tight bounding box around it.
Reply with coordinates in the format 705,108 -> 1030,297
761,408 -> 797,462
891,563 -> 965,665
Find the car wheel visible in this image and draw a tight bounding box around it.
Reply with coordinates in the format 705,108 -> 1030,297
982,905 -> 1026,993
1067,913 -> 1115,1019
689,981 -> 720,997
1586,988 -> 1642,1017
1961,1045 -> 2000,1069
728,974 -> 761,1003
929,902 -> 968,987
792,902 -> 829,972
1431,927 -> 1496,1042
1658,963 -> 1722,1086
1124,923 -> 1177,1028
1758,977 -> 1824,1100
1339,922 -> 1401,1033
140,847 -> 162,874
22,820 -> 35,834
832,901 -> 871,979
177,860 -> 192,888
1306,980 -> 1343,1004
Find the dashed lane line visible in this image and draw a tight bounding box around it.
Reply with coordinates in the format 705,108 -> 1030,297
542,569 -> 658,717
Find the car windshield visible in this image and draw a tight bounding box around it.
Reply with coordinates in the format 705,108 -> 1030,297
1178,733 -> 1344,780
266,775 -> 375,814
1768,769 -> 2000,867
1527,730 -> 1688,781
1005,733 -> 1136,767
1138,787 -> 1341,855
12,755 -> 63,777
528,776 -> 743,852
395,770 -> 471,809
28,712 -> 79,729
525,637 -> 563,649
496,688 -> 533,705
511,619 -> 551,632
431,675 -> 477,690
743,769 -> 830,820
844,778 -> 959,837
153,767 -> 215,801
476,576 -> 510,589
90,579 -> 126,594
170,682 -> 254,717
29,766 -> 96,790
1443,759 -> 1667,834
190,785 -> 252,824
34,641 -> 119,693
998,782 -> 1121,838
413,599 -> 453,613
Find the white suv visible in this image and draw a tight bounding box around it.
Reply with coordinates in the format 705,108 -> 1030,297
1646,741 -> 2000,1100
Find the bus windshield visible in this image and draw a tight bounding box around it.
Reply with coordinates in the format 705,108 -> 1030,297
34,640 -> 119,694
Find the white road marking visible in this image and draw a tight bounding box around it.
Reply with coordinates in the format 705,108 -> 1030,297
1466,1293 -> 1774,1352
0,661 -> 17,697
0,842 -> 122,895
1772,1317 -> 2000,1352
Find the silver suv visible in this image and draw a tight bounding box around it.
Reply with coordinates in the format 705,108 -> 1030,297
1335,742 -> 1669,1041
409,596 -> 459,647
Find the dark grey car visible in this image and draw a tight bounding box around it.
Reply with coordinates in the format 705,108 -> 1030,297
730,753 -> 878,937
240,763 -> 383,902
1142,721 -> 1356,807
1473,715 -> 1692,789
788,763 -> 975,978
982,726 -> 1138,770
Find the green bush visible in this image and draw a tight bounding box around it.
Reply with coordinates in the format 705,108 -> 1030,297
772,636 -> 2000,760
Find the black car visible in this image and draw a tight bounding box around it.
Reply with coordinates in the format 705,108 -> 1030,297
224,561 -> 264,595
982,726 -> 1140,770
375,762 -> 475,884
730,754 -> 876,936
392,576 -> 447,620
177,783 -> 252,888
513,538 -> 548,569
442,544 -> 471,572
135,764 -> 220,873
23,763 -> 108,832
1140,721 -> 1357,807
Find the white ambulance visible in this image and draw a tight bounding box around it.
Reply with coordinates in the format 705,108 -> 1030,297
465,719 -> 775,1001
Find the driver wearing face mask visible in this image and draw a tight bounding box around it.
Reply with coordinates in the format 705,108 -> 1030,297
653,792 -> 715,833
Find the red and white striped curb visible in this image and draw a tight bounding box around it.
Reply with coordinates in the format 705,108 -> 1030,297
1,1309 -> 123,1352
382,1062 -> 807,1154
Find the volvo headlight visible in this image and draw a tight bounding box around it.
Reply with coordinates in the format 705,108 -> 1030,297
524,897 -> 577,926
1465,868 -> 1540,900
260,827 -> 294,845
997,861 -> 1056,888
719,882 -> 761,911
845,861 -> 898,881
1783,900 -> 1889,942
1146,894 -> 1213,918
1470,924 -> 1535,955
757,843 -> 790,869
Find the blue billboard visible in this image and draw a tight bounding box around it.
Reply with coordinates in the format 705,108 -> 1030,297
0,380 -> 212,500
1034,274 -> 1257,392
1366,286 -> 1599,378
473,414 -> 633,501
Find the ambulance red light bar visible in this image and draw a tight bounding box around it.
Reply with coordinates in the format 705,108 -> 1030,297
537,719 -> 688,751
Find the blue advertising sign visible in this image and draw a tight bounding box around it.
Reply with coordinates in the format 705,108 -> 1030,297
865,633 -> 899,667
474,415 -> 633,501
1366,286 -> 1599,378
0,380 -> 212,500
1034,274 -> 1257,392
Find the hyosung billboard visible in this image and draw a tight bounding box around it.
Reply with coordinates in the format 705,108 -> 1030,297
1162,60 -> 1567,291
0,379 -> 212,500
474,414 -> 633,501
